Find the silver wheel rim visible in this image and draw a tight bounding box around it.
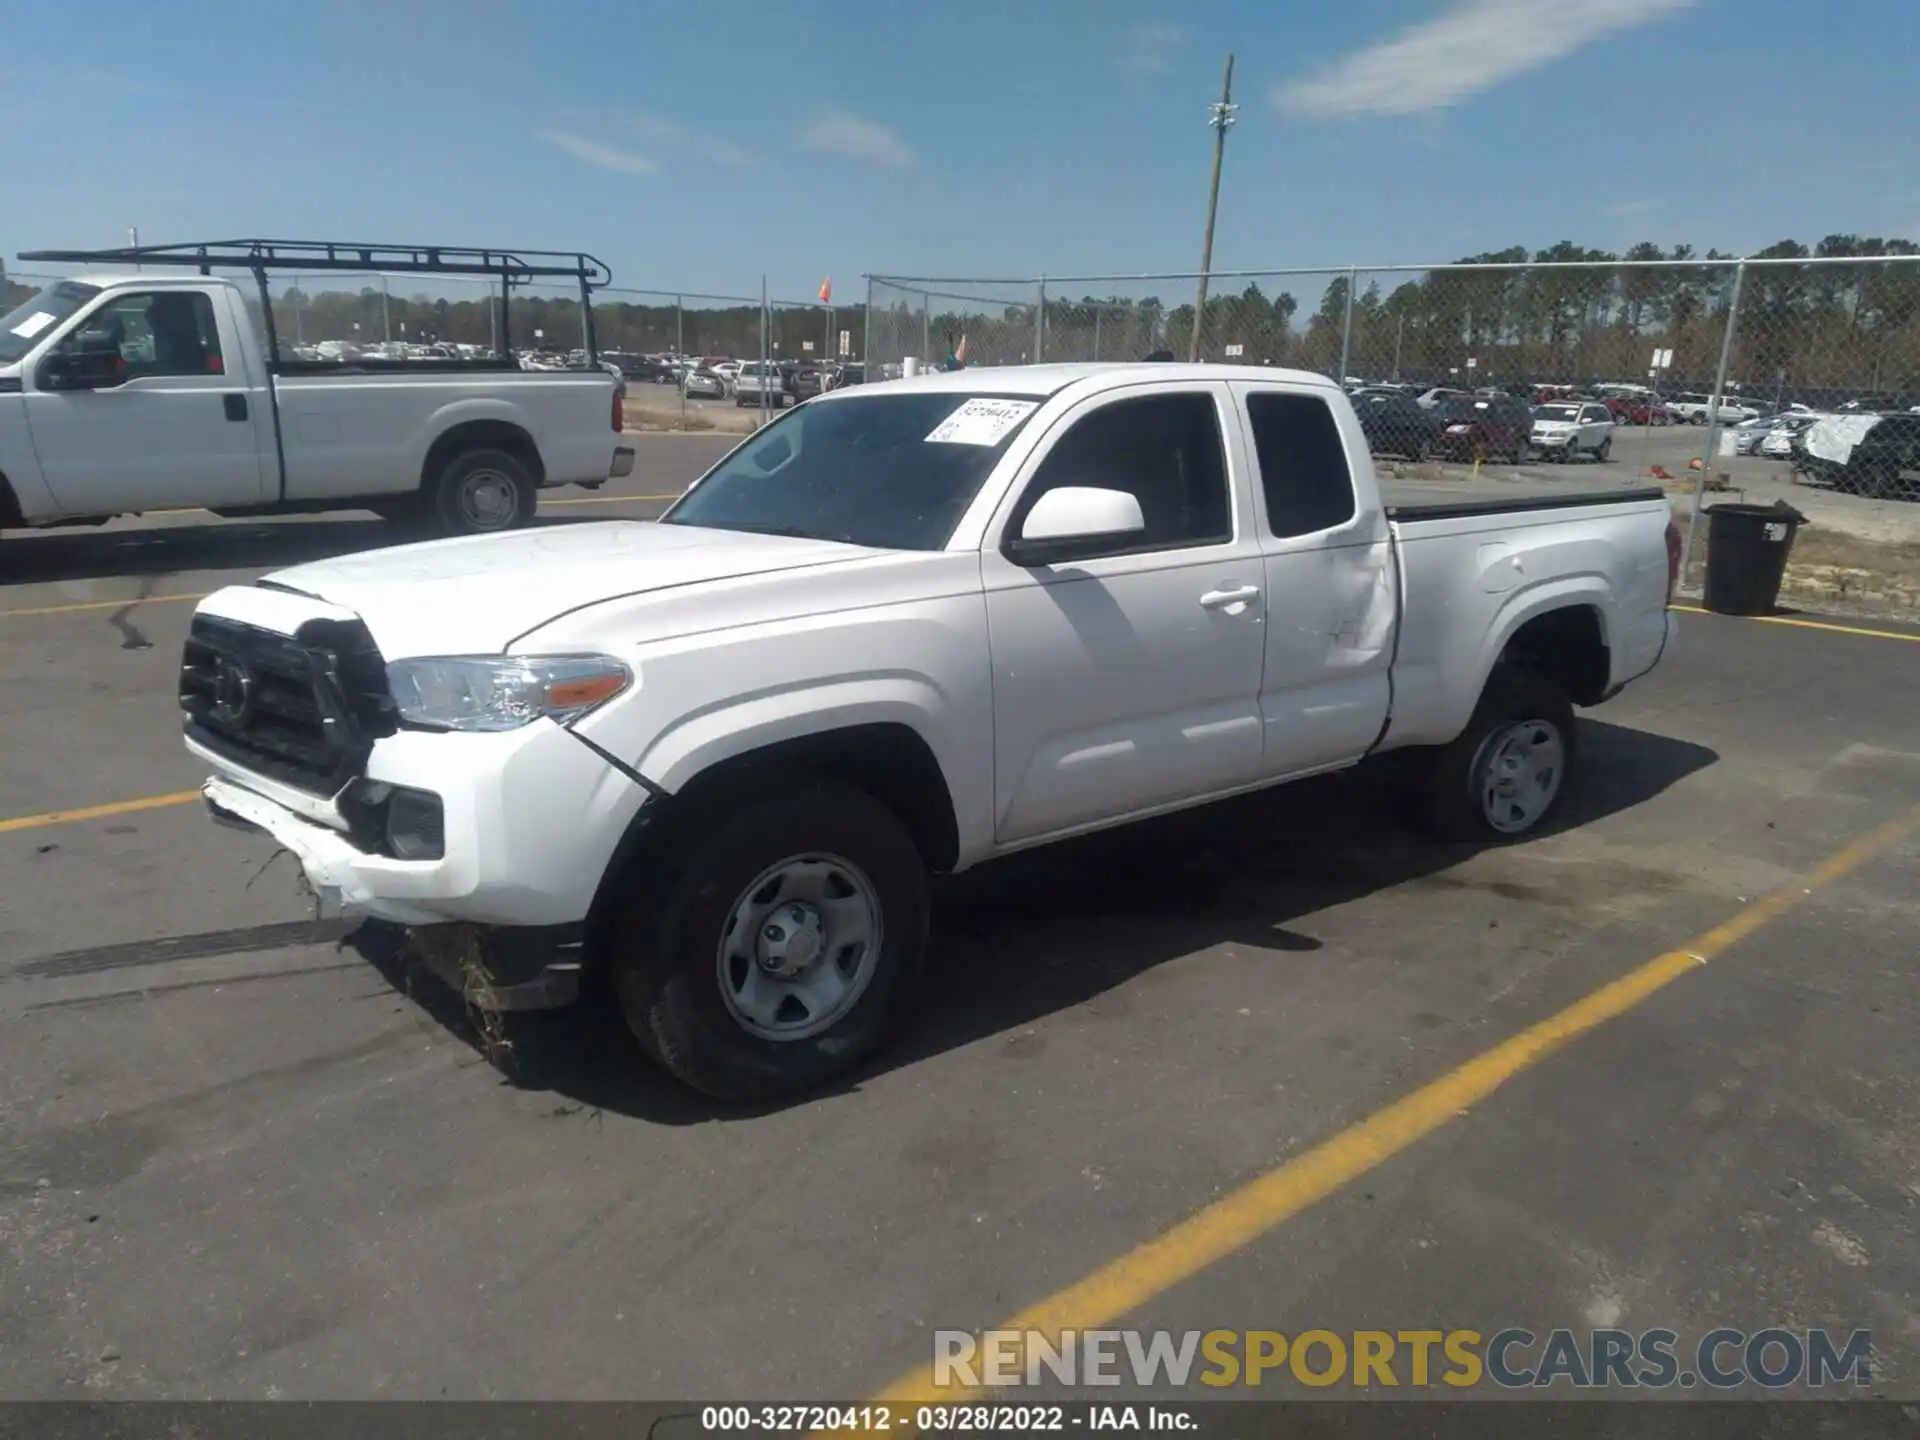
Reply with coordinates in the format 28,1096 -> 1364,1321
456,468 -> 520,530
1474,719 -> 1565,834
715,853 -> 883,1041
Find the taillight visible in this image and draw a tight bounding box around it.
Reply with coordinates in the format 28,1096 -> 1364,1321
1664,518 -> 1682,603
612,387 -> 624,432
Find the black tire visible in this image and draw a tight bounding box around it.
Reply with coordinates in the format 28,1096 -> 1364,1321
610,778 -> 930,1102
1414,664 -> 1577,843
430,448 -> 536,536
1595,436 -> 1612,463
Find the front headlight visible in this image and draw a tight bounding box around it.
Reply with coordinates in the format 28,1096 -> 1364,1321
386,654 -> 633,732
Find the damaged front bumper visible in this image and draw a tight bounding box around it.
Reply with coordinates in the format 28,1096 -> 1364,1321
204,776 -> 591,1012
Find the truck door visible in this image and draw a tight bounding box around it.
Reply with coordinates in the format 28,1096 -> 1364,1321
981,383 -> 1268,843
21,286 -> 268,517
1230,383 -> 1395,779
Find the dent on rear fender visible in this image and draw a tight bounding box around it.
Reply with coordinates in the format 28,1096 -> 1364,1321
1331,540 -> 1396,666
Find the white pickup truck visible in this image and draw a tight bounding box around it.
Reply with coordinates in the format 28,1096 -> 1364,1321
0,274 -> 633,537
181,363 -> 1677,1100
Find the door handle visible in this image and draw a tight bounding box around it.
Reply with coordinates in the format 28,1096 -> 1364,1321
222,393 -> 249,422
1199,584 -> 1261,610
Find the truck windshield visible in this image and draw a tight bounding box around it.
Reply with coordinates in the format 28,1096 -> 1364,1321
0,281 -> 101,364
662,390 -> 1044,551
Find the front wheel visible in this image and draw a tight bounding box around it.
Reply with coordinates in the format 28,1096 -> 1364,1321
1414,664 -> 1576,843
611,778 -> 930,1101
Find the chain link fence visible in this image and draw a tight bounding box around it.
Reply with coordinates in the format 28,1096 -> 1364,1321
869,258 -> 1920,544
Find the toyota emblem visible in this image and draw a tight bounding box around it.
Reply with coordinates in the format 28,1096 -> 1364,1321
212,658 -> 256,725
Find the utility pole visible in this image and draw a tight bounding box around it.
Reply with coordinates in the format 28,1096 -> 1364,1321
1188,54 -> 1237,363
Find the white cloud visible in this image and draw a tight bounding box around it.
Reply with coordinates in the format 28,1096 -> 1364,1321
1123,24 -> 1183,74
1274,0 -> 1694,118
799,112 -> 916,168
629,113 -> 755,167
538,130 -> 658,174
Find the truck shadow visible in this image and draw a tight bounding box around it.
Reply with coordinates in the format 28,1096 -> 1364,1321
351,718 -> 1718,1124
0,507 -> 643,589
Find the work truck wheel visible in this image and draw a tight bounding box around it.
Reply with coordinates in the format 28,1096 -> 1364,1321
1417,664 -> 1576,843
611,778 -> 929,1102
431,448 -> 536,535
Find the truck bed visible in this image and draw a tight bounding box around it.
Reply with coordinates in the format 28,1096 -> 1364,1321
1381,471 -> 1666,521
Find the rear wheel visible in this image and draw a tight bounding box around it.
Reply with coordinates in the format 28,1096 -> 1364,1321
610,778 -> 930,1101
1414,664 -> 1576,843
430,448 -> 536,536
1595,436 -> 1612,463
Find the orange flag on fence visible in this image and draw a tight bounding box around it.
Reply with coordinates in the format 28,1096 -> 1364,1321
818,277 -> 832,304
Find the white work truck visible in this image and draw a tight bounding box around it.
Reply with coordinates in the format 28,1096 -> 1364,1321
1,249 -> 633,538
181,363 -> 1678,1100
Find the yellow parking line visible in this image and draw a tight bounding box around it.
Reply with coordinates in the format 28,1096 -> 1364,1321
868,802 -> 1920,1407
543,492 -> 684,507
1671,604 -> 1920,643
0,592 -> 209,620
0,790 -> 202,835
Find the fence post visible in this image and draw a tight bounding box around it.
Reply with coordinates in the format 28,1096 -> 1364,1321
1679,261 -> 1747,579
1093,304 -> 1102,361
921,289 -> 930,368
863,275 -> 873,375
1035,276 -> 1047,362
1337,266 -> 1357,384
677,296 -> 686,431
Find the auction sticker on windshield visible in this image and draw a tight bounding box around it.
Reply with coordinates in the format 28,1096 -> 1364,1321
8,312 -> 57,339
926,398 -> 1039,447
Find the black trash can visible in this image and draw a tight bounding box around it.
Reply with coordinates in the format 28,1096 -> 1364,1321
1703,501 -> 1807,616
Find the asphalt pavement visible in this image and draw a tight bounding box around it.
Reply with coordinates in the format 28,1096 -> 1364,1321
1,436 -> 1915,1402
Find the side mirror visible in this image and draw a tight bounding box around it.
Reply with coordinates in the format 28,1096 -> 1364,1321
39,348 -> 125,392
1011,486 -> 1145,563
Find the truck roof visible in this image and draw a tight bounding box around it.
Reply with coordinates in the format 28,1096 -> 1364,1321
55,272 -> 237,293
851,361 -> 1343,399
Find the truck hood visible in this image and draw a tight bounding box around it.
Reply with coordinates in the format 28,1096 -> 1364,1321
258,520 -> 868,657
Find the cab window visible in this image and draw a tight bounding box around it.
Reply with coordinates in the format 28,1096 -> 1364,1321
63,292 -> 226,378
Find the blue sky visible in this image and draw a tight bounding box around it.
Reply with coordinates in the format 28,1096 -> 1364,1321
5,0 -> 1917,302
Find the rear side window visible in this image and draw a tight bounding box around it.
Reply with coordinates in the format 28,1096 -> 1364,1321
1246,393 -> 1357,539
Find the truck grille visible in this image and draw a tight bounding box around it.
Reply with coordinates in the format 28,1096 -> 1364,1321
180,611 -> 397,796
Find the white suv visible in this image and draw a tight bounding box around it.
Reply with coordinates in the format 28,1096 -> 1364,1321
1530,401 -> 1617,462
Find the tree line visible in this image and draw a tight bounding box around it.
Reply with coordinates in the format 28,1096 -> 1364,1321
894,235 -> 1920,398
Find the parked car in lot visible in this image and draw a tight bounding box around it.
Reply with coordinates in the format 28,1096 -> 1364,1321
1759,413 -> 1819,458
0,259 -> 631,538
1667,392 -> 1764,426
1732,412 -> 1819,457
1604,394 -> 1674,425
1415,386 -> 1474,411
733,360 -> 792,408
1795,412 -> 1920,497
1435,393 -> 1537,462
182,361 -> 1677,1100
1530,401 -> 1616,462
1352,387 -> 1442,459
682,368 -> 727,400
